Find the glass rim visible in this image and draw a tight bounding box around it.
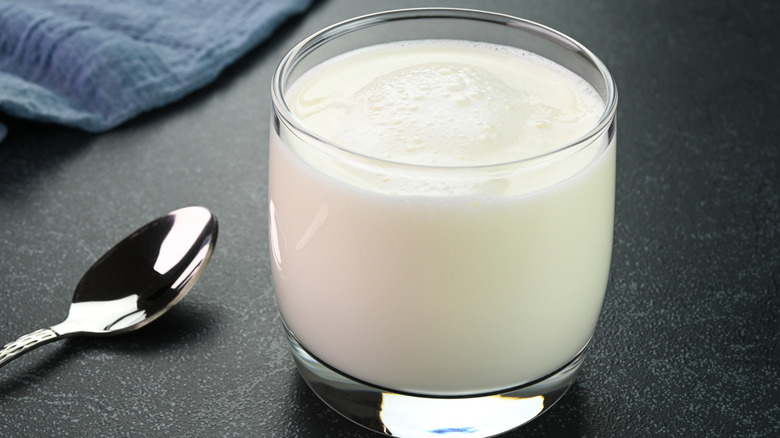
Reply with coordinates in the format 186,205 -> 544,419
271,7 -> 618,171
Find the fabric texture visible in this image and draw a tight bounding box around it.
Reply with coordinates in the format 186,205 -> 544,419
0,0 -> 311,135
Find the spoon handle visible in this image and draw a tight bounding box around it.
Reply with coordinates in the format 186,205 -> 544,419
0,328 -> 60,368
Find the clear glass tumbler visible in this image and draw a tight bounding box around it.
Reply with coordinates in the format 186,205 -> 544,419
269,8 -> 617,437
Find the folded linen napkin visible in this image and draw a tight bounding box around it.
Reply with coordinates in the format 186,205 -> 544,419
0,0 -> 312,139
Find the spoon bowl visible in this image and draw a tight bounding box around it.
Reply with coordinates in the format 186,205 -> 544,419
0,206 -> 218,367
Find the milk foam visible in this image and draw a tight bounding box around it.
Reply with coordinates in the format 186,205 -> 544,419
290,40 -> 604,167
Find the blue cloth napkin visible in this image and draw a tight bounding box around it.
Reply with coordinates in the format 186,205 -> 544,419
0,0 -> 311,138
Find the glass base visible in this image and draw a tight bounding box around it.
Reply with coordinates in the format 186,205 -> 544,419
284,323 -> 589,438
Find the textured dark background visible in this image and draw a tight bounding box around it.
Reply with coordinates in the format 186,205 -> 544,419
1,0 -> 778,436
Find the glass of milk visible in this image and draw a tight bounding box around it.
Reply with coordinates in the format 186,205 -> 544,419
269,8 -> 617,437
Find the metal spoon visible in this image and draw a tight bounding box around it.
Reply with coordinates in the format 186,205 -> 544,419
0,206 -> 218,368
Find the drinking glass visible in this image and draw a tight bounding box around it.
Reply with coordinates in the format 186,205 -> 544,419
269,8 -> 617,437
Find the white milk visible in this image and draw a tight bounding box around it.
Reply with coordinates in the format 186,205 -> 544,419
270,40 -> 615,395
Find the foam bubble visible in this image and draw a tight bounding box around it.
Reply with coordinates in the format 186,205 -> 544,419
339,63 -> 536,166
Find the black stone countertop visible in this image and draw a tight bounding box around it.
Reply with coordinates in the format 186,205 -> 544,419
1,1 -> 778,437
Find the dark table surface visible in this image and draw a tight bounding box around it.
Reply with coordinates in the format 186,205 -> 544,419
1,0 -> 778,437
